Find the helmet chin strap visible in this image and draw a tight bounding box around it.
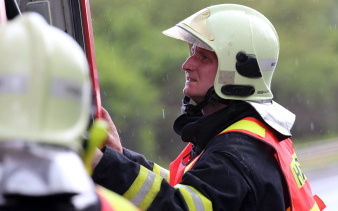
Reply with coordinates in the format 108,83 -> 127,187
182,87 -> 231,116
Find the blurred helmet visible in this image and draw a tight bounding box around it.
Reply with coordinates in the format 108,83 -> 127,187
0,13 -> 91,151
163,4 -> 279,101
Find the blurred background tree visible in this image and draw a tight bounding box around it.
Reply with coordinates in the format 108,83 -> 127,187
90,0 -> 338,165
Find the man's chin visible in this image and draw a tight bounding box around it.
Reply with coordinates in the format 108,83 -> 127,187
183,94 -> 203,104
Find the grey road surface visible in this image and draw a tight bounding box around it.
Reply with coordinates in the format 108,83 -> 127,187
296,138 -> 338,211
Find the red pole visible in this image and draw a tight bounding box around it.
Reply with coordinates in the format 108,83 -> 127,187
80,0 -> 102,119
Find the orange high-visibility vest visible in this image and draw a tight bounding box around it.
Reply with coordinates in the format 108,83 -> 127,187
169,117 -> 326,211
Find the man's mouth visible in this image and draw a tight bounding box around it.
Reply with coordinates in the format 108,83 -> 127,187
186,77 -> 197,82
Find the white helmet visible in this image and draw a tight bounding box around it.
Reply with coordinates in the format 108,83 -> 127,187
0,13 -> 91,151
163,4 -> 279,101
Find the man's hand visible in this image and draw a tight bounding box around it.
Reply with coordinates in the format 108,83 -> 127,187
101,107 -> 123,153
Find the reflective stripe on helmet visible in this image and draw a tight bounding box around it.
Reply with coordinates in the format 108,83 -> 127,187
51,78 -> 83,102
0,74 -> 27,93
175,184 -> 212,211
123,166 -> 163,210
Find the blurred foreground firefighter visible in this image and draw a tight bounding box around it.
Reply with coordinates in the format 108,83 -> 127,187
93,4 -> 326,211
0,13 -> 138,211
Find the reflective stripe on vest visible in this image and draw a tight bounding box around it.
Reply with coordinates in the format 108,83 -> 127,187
123,165 -> 163,210
219,117 -> 325,211
96,185 -> 139,211
175,184 -> 212,211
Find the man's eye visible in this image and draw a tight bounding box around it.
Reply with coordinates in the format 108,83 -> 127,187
200,55 -> 209,60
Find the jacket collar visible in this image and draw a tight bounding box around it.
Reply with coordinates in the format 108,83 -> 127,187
174,101 -> 257,149
173,100 -> 293,155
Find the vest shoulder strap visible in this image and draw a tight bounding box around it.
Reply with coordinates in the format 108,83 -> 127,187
219,117 -> 267,138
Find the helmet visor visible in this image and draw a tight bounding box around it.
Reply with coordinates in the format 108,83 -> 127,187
163,26 -> 213,51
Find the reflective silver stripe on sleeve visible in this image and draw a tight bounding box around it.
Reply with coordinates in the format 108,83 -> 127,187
153,163 -> 169,181
130,170 -> 156,205
175,184 -> 212,211
124,166 -> 162,210
159,167 -> 169,181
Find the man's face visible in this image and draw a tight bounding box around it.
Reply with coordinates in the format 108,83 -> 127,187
182,45 -> 218,103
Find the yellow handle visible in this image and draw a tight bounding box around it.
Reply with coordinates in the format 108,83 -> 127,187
83,118 -> 109,174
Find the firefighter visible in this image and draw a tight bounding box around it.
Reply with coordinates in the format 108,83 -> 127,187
92,4 -> 326,211
0,13 -> 138,211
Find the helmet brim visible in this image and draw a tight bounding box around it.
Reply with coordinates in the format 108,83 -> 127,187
163,26 -> 213,51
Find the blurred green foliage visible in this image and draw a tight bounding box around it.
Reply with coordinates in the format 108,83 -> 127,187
89,0 -> 338,165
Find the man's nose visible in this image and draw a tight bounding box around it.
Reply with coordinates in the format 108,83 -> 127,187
182,56 -> 195,72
